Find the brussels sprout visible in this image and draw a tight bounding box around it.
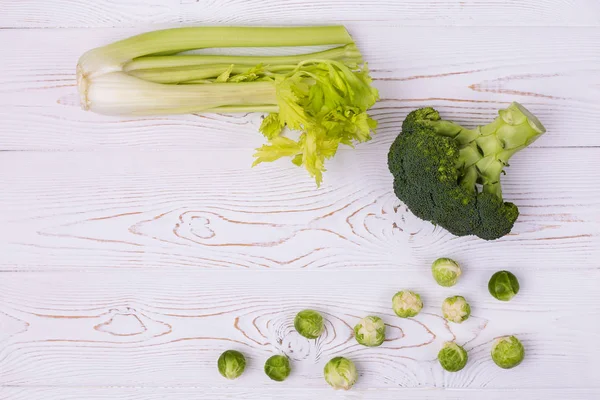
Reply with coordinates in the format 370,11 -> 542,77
491,336 -> 525,369
264,355 -> 291,382
324,356 -> 358,390
217,350 -> 246,380
442,295 -> 471,323
294,309 -> 324,339
392,290 -> 423,318
431,258 -> 462,287
488,271 -> 520,301
438,342 -> 468,372
354,316 -> 386,347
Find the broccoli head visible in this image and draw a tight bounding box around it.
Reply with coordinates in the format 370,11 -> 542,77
388,102 -> 545,240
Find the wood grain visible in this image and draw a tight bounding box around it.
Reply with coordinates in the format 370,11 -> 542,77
1,1 -> 599,397
0,148 -> 598,272
1,0 -> 599,28
0,269 -> 598,388
0,0 -> 181,28
2,387 -> 599,400
1,26 -> 599,150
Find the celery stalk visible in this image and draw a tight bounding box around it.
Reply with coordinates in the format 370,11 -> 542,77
129,64 -> 296,84
123,44 -> 363,72
78,26 -> 353,77
82,72 -> 277,115
76,26 -> 379,185
77,26 -> 355,112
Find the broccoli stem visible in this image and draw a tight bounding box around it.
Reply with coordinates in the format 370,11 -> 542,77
433,103 -> 545,198
458,165 -> 479,191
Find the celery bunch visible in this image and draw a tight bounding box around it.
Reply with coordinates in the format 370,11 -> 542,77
77,26 -> 379,185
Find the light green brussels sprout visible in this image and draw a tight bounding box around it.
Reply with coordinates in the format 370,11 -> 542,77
354,316 -> 386,347
491,336 -> 525,369
294,309 -> 324,339
431,258 -> 462,287
264,355 -> 291,382
442,295 -> 471,323
488,270 -> 520,301
217,350 -> 246,380
392,290 -> 423,318
324,356 -> 358,390
438,342 -> 468,372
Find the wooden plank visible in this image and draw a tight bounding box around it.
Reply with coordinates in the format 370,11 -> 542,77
1,387 -> 599,400
0,0 -> 180,28
1,26 -> 598,150
0,269 -> 598,388
1,1 -> 597,397
1,0 -> 599,28
180,0 -> 600,27
0,148 -> 598,272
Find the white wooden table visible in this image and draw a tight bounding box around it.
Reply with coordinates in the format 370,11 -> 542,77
1,1 -> 599,399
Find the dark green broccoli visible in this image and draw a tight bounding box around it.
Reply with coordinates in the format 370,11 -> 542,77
388,102 -> 545,240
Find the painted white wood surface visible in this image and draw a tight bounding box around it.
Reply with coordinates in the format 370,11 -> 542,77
1,148 -> 598,271
1,1 -> 599,400
2,0 -> 600,27
2,387 -> 599,400
2,26 -> 600,149
1,269 -> 599,386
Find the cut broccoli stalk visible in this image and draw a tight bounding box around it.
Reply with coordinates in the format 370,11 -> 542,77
415,102 -> 545,198
389,102 -> 546,240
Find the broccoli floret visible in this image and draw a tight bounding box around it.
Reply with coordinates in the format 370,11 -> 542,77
388,102 -> 545,240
